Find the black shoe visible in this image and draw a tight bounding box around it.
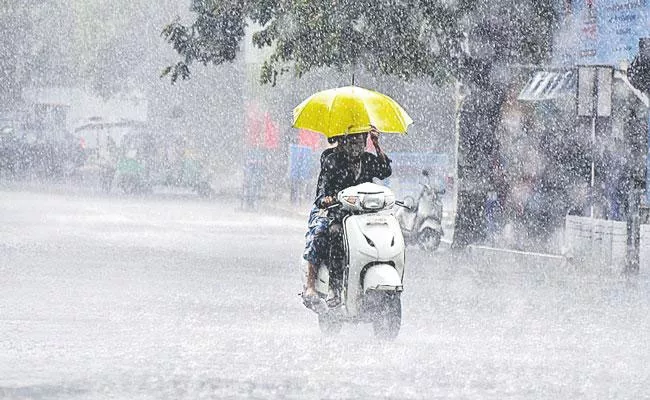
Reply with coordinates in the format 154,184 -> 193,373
326,291 -> 342,308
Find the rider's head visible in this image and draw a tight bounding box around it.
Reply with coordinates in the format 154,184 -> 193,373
336,132 -> 367,160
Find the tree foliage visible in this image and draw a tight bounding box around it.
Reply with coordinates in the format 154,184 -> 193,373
163,0 -> 558,85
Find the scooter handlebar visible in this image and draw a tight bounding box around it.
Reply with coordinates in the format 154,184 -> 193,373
395,200 -> 413,211
326,202 -> 341,210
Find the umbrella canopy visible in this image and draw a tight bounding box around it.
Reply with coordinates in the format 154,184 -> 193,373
292,86 -> 413,138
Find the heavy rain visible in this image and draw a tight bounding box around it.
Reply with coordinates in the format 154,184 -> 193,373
1,0 -> 650,398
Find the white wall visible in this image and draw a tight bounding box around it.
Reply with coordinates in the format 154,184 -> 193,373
565,215 -> 649,271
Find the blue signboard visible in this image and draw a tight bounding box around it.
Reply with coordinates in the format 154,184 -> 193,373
288,144 -> 315,180
575,0 -> 650,66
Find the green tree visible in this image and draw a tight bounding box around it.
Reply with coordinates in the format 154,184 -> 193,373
163,0 -> 559,246
163,0 -> 469,83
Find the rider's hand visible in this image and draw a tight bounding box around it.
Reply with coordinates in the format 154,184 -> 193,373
369,126 -> 380,149
321,196 -> 335,207
369,126 -> 386,159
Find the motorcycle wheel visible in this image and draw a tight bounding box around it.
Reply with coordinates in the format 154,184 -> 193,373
318,312 -> 343,336
372,292 -> 401,340
418,227 -> 441,252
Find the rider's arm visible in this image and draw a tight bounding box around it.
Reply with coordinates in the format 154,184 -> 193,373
371,152 -> 392,180
369,129 -> 391,179
314,147 -> 336,203
315,153 -> 339,208
374,141 -> 388,161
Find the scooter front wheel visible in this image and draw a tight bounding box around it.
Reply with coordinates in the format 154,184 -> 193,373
371,291 -> 401,340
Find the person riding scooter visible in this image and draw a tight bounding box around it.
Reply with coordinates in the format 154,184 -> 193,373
302,127 -> 391,308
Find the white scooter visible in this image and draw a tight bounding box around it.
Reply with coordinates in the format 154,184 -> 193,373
395,170 -> 444,251
301,182 -> 406,339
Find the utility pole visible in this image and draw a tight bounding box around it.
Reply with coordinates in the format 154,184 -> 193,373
577,65 -> 613,267
623,104 -> 646,276
626,188 -> 641,275
625,38 -> 650,275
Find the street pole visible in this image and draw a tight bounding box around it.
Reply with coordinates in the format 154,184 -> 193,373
625,188 -> 641,275
624,38 -> 650,275
624,105 -> 646,276
590,116 -> 596,218
452,79 -> 463,238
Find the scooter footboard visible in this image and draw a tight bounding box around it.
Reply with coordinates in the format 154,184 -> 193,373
363,264 -> 403,292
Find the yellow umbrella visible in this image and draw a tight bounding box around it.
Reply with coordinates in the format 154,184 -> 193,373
292,86 -> 413,138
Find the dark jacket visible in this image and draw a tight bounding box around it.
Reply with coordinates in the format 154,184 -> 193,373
314,147 -> 336,198
315,151 -> 391,208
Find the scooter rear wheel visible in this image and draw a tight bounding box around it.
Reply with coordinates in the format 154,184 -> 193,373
418,227 -> 441,252
318,312 -> 343,336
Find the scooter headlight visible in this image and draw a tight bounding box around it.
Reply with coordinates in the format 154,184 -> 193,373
362,193 -> 385,210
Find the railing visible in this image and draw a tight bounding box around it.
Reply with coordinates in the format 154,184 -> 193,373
564,215 -> 650,269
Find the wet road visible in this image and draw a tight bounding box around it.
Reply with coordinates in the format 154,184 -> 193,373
1,189 -> 650,399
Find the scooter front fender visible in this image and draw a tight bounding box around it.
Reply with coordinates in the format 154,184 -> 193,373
363,264 -> 403,293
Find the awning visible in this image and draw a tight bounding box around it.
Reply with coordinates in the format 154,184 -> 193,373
74,118 -> 146,132
518,70 -> 577,101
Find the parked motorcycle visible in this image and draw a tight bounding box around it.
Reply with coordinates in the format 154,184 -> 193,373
301,182 -> 406,339
395,170 -> 444,251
